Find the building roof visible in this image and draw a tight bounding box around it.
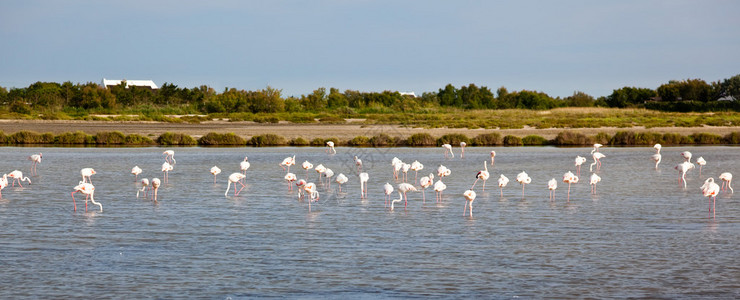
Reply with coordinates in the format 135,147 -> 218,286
102,78 -> 158,89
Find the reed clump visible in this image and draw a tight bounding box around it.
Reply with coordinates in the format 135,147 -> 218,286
95,131 -> 126,145
471,133 -> 502,146
406,133 -> 436,146
198,132 -> 247,146
249,134 -> 287,146
157,132 -> 197,146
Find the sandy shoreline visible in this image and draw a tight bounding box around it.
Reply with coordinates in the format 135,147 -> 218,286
1,119 -> 739,140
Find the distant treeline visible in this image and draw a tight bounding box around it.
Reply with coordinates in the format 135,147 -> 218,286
0,74 -> 739,117
2,130 -> 739,147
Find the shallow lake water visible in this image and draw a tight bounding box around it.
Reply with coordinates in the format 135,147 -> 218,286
0,145 -> 738,298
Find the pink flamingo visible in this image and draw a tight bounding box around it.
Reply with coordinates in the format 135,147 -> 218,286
391,157 -> 402,180
71,182 -> 101,212
302,161 -> 313,178
442,144 -> 454,158
323,168 -> 334,190
471,161 -> 490,191
284,173 -> 297,191
354,156 -> 363,173
589,173 -> 601,194
8,170 -> 31,187
590,150 -> 605,172
29,153 -> 42,175
240,157 -> 250,181
575,156 -> 587,177
163,150 -> 176,164
701,177 -> 720,218
383,182 -> 394,207
225,173 -> 246,197
434,179 -> 447,202
314,164 -> 326,185
137,178 -> 150,198
696,157 -> 706,176
0,174 -> 8,199
304,182 -> 319,211
516,171 -> 531,199
548,178 -> 557,201
498,174 -> 509,197
463,189 -> 476,217
295,179 -> 307,200
389,191 -> 404,211
397,182 -> 418,209
562,171 -> 579,201
681,151 -> 692,163
279,155 -> 296,172
150,178 -> 161,201
131,166 -> 142,181
437,165 -> 451,178
401,163 -> 411,183
335,173 -> 348,193
719,172 -> 733,193
161,161 -> 173,183
419,173 -> 434,202
460,142 -> 467,158
490,151 -> 496,167
326,141 -> 336,154
81,168 -> 96,184
359,172 -> 369,198
675,161 -> 695,189
210,166 -> 221,184
410,160 -> 423,183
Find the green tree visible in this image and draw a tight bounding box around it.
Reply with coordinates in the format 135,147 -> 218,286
565,91 -> 595,107
327,87 -> 348,108
606,87 -> 656,107
438,84 -> 459,107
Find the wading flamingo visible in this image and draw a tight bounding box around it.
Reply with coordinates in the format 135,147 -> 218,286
0,174 -> 8,199
410,160 -> 423,183
383,182 -> 394,207
304,182 -> 319,211
151,178 -> 161,201
137,178 -> 149,198
335,173 -> 348,193
434,179 -> 447,202
696,157 -> 706,176
240,157 -> 251,181
302,161 -> 313,177
701,177 -> 720,218
463,189 -> 476,217
295,179 -> 307,200
225,173 -> 246,197
323,168 -> 334,190
471,161 -> 490,191
81,168 -> 96,184
284,173 -> 297,191
279,155 -> 296,172
719,172 -> 733,193
393,159 -> 404,181
401,163 -> 411,183
651,144 -> 662,169
516,171 -> 531,199
8,170 -> 31,187
314,164 -> 326,184
681,151 -> 692,163
72,182 -> 101,212
397,182 -> 418,209
131,166 -> 142,181
326,141 -> 336,154
390,191 -> 404,211
437,165 -> 451,178
562,171 -> 579,201
359,172 -> 369,198
354,156 -> 363,172
593,143 -> 603,152
210,166 -> 221,184
163,150 -> 176,165
498,174 -> 509,197
419,173 -> 434,202
675,161 -> 695,189
490,151 -> 496,167
548,178 -> 557,200
575,156 -> 587,177
29,153 -> 42,175
442,144 -> 454,158
460,142 -> 467,158
590,150 -> 605,172
161,161 -> 173,183
589,173 -> 601,194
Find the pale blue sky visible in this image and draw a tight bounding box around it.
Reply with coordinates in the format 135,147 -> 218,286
1,0 -> 738,98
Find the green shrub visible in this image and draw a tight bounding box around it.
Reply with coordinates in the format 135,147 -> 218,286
56,131 -> 92,144
0,131 -> 7,144
723,132 -> 740,144
290,137 -> 310,146
437,133 -> 470,146
662,133 -> 692,145
125,134 -> 155,145
318,116 -> 345,124
610,131 -> 635,145
310,138 -> 325,146
347,136 -> 371,146
503,135 -> 523,146
7,130 -> 44,144
592,132 -> 611,145
471,133 -> 502,146
553,131 -> 591,145
249,134 -> 287,146
370,133 -> 397,147
690,133 -> 722,144
253,116 -> 280,123
406,133 -> 436,146
157,132 -> 197,145
95,131 -> 126,145
634,132 -> 662,145
522,135 -> 548,145
198,132 -> 247,145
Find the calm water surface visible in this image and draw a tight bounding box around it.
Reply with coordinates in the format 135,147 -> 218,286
0,146 -> 738,298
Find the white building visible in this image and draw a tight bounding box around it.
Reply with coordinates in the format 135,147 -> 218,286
400,91 -> 416,97
101,78 -> 158,89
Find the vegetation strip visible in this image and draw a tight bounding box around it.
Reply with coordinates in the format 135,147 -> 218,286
1,130 -> 738,147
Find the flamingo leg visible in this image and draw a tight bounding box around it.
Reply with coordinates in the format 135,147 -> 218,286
235,181 -> 246,196
471,178 -> 479,190
71,192 -> 77,211
463,202 -> 467,216
482,180 -> 486,192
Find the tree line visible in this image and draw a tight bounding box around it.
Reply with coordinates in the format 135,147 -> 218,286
1,74 -> 738,115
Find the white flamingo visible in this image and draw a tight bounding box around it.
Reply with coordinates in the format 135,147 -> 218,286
589,173 -> 601,194
575,156 -> 587,177
516,171 -> 531,199
433,179 -> 447,202
383,182 -> 394,207
696,157 -> 706,176
675,161 -> 695,189
284,173 -> 297,191
326,141 -> 336,154
359,172 -> 369,198
71,182 -> 101,212
460,142 -> 467,158
442,143 -> 454,158
419,173 -> 434,202
0,174 -> 8,199
719,172 -> 733,193
81,168 -> 96,184
548,178 -> 557,200
163,150 -> 176,164
397,182 -> 418,209
471,161 -> 490,191
131,165 -> 142,181
701,177 -> 720,218
137,178 -> 150,198
151,178 -> 161,201
498,174 -> 509,197
29,153 -> 42,175
8,170 -> 31,187
225,173 -> 246,197
210,166 -> 221,184
335,173 -> 348,193
463,189 -> 476,217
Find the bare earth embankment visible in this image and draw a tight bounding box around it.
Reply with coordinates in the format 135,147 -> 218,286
1,119 -> 739,141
